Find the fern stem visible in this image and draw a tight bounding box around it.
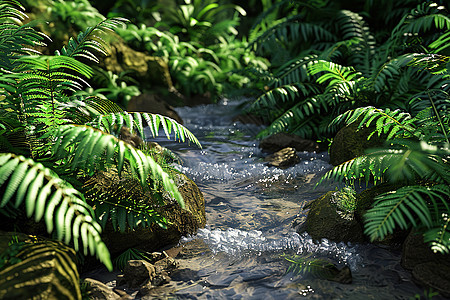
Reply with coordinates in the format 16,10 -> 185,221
427,91 -> 449,144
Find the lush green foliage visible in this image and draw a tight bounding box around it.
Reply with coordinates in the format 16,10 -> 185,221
245,1 -> 450,140
112,1 -> 269,100
0,0 -> 200,269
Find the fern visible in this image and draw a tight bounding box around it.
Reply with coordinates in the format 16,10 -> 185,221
51,125 -> 185,208
0,0 -> 47,70
56,17 -> 128,63
89,111 -> 201,148
330,106 -> 418,140
0,153 -> 112,270
320,140 -> 449,185
364,184 -> 450,252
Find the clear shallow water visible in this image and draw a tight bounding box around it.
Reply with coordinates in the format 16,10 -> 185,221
147,99 -> 425,299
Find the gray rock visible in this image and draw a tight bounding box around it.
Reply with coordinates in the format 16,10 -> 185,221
264,147 -> 300,169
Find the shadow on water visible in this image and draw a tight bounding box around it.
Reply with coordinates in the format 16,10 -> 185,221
145,99 -> 424,299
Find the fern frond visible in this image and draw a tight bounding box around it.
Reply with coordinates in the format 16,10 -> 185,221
271,55 -> 319,87
0,1 -> 47,70
250,83 -> 316,111
336,10 -> 376,74
390,2 -> 450,47
424,211 -> 450,254
0,153 -> 112,270
249,14 -> 335,51
51,125 -> 185,208
330,106 -> 417,140
90,112 -> 201,148
319,140 -> 449,185
309,60 -> 361,86
364,184 -> 450,244
56,17 -> 128,63
256,96 -> 326,139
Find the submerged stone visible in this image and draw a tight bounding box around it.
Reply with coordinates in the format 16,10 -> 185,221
264,147 -> 300,169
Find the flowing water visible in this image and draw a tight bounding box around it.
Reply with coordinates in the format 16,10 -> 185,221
142,99 -> 426,299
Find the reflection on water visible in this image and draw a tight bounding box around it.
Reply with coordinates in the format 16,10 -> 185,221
150,99 -> 423,299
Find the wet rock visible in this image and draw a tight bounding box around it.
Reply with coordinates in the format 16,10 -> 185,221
259,133 -> 320,153
264,147 -> 300,169
154,256 -> 178,274
0,240 -> 81,300
300,191 -> 365,243
402,231 -> 450,297
127,93 -> 183,124
329,120 -> 384,166
122,260 -> 156,289
83,278 -> 122,300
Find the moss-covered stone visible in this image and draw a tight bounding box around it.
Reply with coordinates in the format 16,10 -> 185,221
329,121 -> 384,166
300,191 -> 365,243
98,172 -> 206,257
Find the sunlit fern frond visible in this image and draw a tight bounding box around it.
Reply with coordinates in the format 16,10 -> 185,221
51,125 -> 185,208
308,60 -> 362,87
0,153 -> 112,270
364,184 -> 450,253
89,112 -> 201,148
56,17 -> 128,63
330,106 -> 418,141
56,95 -> 124,125
319,140 -> 449,185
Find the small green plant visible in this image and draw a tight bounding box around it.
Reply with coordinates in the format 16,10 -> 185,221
331,186 -> 357,213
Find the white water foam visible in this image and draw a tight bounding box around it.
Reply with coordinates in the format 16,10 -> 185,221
182,227 -> 361,270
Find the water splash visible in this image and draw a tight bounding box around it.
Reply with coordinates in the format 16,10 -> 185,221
182,227 -> 361,270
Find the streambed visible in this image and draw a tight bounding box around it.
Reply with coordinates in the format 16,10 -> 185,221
146,99 -> 425,299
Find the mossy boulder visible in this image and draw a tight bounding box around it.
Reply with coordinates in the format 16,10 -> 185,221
300,191 -> 365,243
0,236 -> 81,300
99,41 -> 174,90
99,172 -> 206,257
329,121 -> 384,166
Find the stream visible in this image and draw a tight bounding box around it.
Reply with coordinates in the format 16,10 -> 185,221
143,99 -> 426,299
